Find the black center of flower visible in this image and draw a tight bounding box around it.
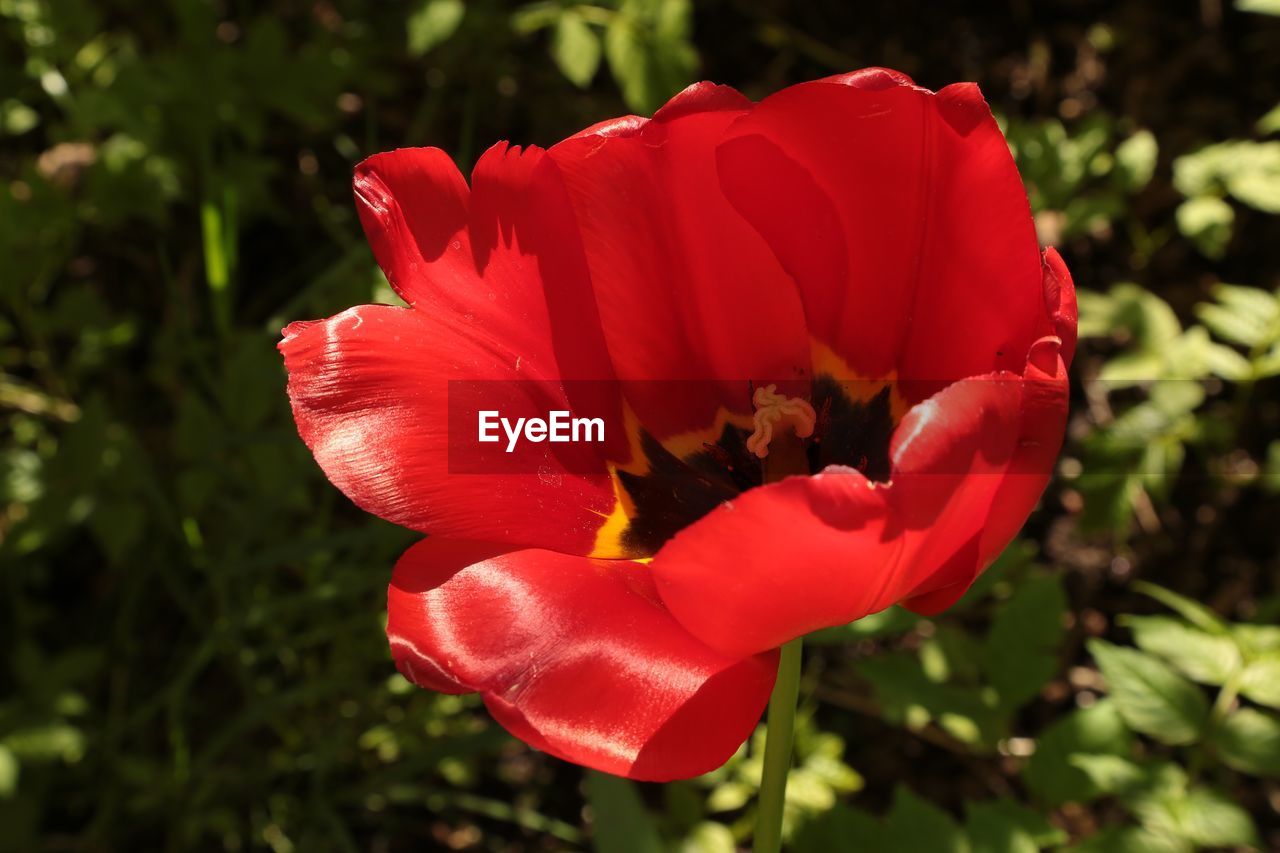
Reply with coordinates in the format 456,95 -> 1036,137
608,375 -> 896,557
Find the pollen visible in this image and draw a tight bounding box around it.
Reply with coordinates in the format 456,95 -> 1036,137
745,384 -> 817,459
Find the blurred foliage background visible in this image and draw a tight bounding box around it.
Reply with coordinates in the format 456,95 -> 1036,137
2,0 -> 1279,850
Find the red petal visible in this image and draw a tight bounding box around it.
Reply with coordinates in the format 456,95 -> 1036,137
652,467 -> 895,658
285,144 -> 633,553
653,360 -> 1060,657
353,147 -> 471,308
549,88 -> 810,440
903,336 -> 1069,613
1041,246 -> 1078,367
387,539 -> 778,781
717,74 -> 1042,399
280,305 -> 619,553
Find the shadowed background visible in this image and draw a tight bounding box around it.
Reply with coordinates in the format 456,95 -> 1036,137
2,1 -> 1279,850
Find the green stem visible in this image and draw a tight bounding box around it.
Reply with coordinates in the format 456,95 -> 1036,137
754,637 -> 803,853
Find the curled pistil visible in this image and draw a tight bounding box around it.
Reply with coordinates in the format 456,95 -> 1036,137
745,384 -> 817,459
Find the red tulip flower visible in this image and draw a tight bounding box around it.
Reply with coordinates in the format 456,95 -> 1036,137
280,69 -> 1076,783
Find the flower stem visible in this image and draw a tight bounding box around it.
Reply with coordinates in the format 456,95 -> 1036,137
753,637 -> 803,853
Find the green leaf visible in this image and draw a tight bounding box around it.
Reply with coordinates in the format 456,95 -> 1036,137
857,652 -> 1002,747
965,799 -> 1067,853
792,805 -> 882,852
511,1 -> 560,34
1239,653 -> 1280,708
1119,615 -> 1241,684
407,0 -> 465,56
1195,283 -> 1280,349
2,723 -> 86,763
1259,101 -> 1280,134
1077,285 -> 1179,344
1265,440 -> 1280,492
806,607 -> 919,644
551,11 -> 602,88
585,772 -> 663,853
985,573 -> 1067,710
1174,140 -> 1280,213
678,822 -> 735,853
1,99 -> 39,135
605,0 -> 698,114
1175,197 -> 1234,259
1023,700 -> 1133,806
883,787 -> 969,853
1237,0 -> 1280,15
1131,582 -> 1228,634
1069,826 -> 1191,853
922,624 -> 986,685
1213,706 -> 1280,777
1081,284 -> 1187,384
1136,786 -> 1257,848
705,780 -> 751,812
0,744 -> 17,798
1114,130 -> 1157,191
1087,641 -> 1209,745
1233,621 -> 1280,655
1069,755 -> 1187,805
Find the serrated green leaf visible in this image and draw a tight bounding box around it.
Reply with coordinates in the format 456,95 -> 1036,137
1068,755 -> 1186,802
1174,140 -> 1280,213
1214,706 -> 1280,776
551,11 -> 601,88
1136,786 -> 1258,848
857,653 -> 1002,747
1023,700 -> 1133,806
1088,641 -> 1209,745
985,573 -> 1066,710
966,799 -> 1067,853
1082,284 -> 1187,385
883,787 -> 969,853
923,624 -> 986,685
585,772 -> 663,853
792,805 -> 881,852
1120,615 -> 1241,684
1083,756 -> 1139,793
1069,826 -> 1192,853
407,0 -> 465,56
1196,283 -> 1280,349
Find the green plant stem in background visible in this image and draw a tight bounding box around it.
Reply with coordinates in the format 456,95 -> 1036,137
754,637 -> 803,853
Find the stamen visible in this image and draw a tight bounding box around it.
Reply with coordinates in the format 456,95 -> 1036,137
746,384 -> 817,459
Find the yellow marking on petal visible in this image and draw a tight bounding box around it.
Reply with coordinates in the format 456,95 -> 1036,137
589,464 -> 638,558
587,399 -> 752,558
809,337 -> 910,421
657,406 -> 755,460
